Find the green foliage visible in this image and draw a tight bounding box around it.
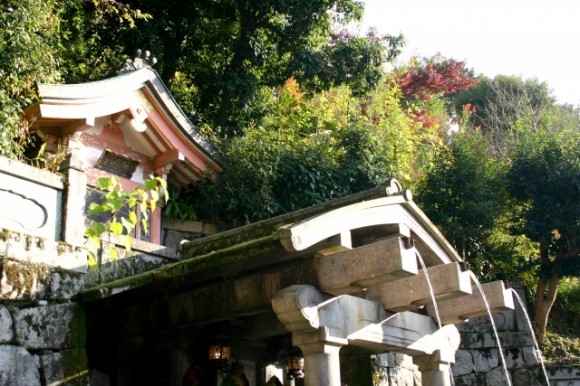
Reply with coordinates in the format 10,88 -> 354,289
58,0 -> 150,83
84,176 -> 168,269
0,0 -> 61,158
115,0 -> 401,135
163,190 -> 198,222
542,331 -> 580,364
506,126 -> 580,278
453,75 -> 556,158
416,130 -> 504,262
547,278 -> 580,337
192,75 -> 445,223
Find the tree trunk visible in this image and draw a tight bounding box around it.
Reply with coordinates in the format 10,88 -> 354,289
533,272 -> 559,343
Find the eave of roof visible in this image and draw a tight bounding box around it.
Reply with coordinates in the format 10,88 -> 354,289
35,68 -> 224,172
80,183 -> 462,304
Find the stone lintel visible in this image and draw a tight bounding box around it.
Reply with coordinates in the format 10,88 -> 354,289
273,285 -> 461,359
365,263 -> 472,312
313,235 -> 417,295
426,280 -> 515,325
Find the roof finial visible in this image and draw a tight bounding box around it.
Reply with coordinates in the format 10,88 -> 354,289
118,48 -> 157,73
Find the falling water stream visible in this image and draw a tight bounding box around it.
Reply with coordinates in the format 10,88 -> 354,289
509,288 -> 551,385
469,272 -> 513,386
415,249 -> 523,386
415,251 -> 452,385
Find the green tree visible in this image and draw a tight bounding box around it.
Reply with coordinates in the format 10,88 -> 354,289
506,127 -> 580,342
453,75 -> 556,158
118,0 -> 403,136
192,74 -> 439,223
416,130 -> 504,265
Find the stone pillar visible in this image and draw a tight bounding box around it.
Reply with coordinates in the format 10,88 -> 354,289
294,332 -> 344,386
59,154 -> 87,245
414,352 -> 453,386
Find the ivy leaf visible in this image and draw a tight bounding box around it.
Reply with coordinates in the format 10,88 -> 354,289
90,220 -> 106,237
122,216 -> 135,234
108,246 -> 118,261
109,220 -> 123,236
124,235 -> 133,252
128,211 -> 138,226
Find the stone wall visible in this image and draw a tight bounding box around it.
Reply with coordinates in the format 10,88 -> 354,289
0,236 -> 89,386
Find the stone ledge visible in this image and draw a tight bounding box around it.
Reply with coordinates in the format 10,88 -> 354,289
0,230 -> 87,273
0,156 -> 64,190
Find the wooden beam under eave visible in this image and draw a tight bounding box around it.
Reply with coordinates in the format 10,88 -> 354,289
152,148 -> 184,170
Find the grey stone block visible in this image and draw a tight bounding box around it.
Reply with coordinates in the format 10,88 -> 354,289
12,302 -> 86,350
39,349 -> 89,386
0,345 -> 40,386
0,258 -> 50,301
0,305 -> 13,343
46,270 -> 85,300
473,348 -> 499,373
452,349 -> 474,376
485,366 -> 511,385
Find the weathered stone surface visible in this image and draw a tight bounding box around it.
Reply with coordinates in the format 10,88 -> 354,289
374,352 -> 397,368
427,281 -> 514,325
12,302 -> 86,350
504,347 -> 525,369
0,344 -> 40,386
366,262 -> 472,312
460,331 -> 534,349
0,258 -> 50,301
546,365 -> 580,383
387,366 -> 415,386
453,372 -> 485,386
472,348 -> 498,373
46,270 -> 85,300
452,349 -> 474,376
313,236 -> 417,295
512,367 -> 545,386
0,157 -> 64,241
457,311 -> 514,333
1,231 -> 86,273
522,346 -> 543,366
39,349 -> 89,386
485,365 -> 511,385
0,305 -> 13,343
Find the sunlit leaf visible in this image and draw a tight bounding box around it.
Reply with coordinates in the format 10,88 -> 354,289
110,220 -> 123,236
109,246 -> 118,260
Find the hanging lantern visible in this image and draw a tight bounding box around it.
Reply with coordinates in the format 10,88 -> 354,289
285,351 -> 304,379
209,344 -> 231,371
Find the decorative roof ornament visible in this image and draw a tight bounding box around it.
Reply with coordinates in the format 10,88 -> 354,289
118,49 -> 157,74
